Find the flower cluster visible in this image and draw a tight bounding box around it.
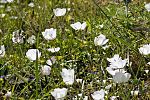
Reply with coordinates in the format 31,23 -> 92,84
106,54 -> 131,83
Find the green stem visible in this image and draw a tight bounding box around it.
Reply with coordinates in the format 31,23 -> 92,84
35,31 -> 40,99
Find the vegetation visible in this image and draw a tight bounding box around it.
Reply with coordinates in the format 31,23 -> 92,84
0,0 -> 150,99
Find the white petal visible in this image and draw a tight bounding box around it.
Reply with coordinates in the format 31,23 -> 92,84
53,8 -> 66,16
46,56 -> 56,65
42,28 -> 56,40
145,3 -> 150,12
26,49 -> 41,61
106,67 -> 116,75
81,22 -> 86,30
47,47 -> 60,53
70,22 -> 82,30
41,65 -> 51,75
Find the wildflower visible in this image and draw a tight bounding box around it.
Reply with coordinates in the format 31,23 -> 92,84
145,3 -> 150,12
91,89 -> 105,100
144,70 -> 149,74
51,88 -> 67,100
61,68 -> 74,85
67,8 -> 71,11
0,0 -> 13,3
47,47 -> 60,53
107,54 -> 127,69
41,65 -> 51,75
147,62 -> 150,65
28,2 -> 34,7
139,44 -> 150,55
7,0 -> 13,3
73,94 -> 88,100
53,8 -> 66,16
10,16 -> 18,19
105,84 -> 112,90
12,30 -> 24,43
70,22 -> 86,30
131,90 -> 139,96
99,24 -> 104,28
112,71 -> 131,83
0,45 -> 5,57
102,45 -> 110,50
0,14 -> 6,18
26,49 -> 41,61
84,96 -> 88,100
42,28 -> 56,40
46,56 -> 56,66
5,91 -> 11,98
110,96 -> 119,100
94,34 -> 109,46
27,35 -> 36,45
0,0 -> 7,3
106,54 -> 131,83
102,80 -> 106,84
76,79 -> 82,83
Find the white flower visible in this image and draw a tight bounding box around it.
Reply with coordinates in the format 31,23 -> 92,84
7,0 -> 13,3
67,8 -> 71,11
144,70 -> 149,74
0,45 -> 5,57
105,84 -> 112,90
110,96 -> 119,100
51,88 -> 68,100
112,72 -> 131,83
53,8 -> 66,17
0,0 -> 7,3
145,3 -> 150,12
41,65 -> 51,75
102,45 -> 110,50
139,44 -> 150,55
12,30 -> 24,43
5,91 -> 11,98
94,34 -> 109,46
84,96 -> 88,100
131,90 -> 139,96
76,79 -> 82,83
0,0 -> 13,3
27,35 -> 36,45
61,68 -> 74,85
107,54 -> 127,69
47,47 -> 60,53
26,49 -> 41,61
10,16 -> 18,19
46,56 -> 56,66
28,2 -> 34,7
73,94 -> 88,100
0,14 -> 6,18
147,62 -> 150,65
91,89 -> 105,100
70,22 -> 86,30
42,28 -> 56,40
99,24 -> 104,28
102,80 -> 106,84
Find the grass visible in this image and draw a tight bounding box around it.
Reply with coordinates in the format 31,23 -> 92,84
0,0 -> 150,99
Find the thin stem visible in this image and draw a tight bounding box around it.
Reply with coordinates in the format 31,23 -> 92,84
35,31 -> 40,99
92,0 -> 122,36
